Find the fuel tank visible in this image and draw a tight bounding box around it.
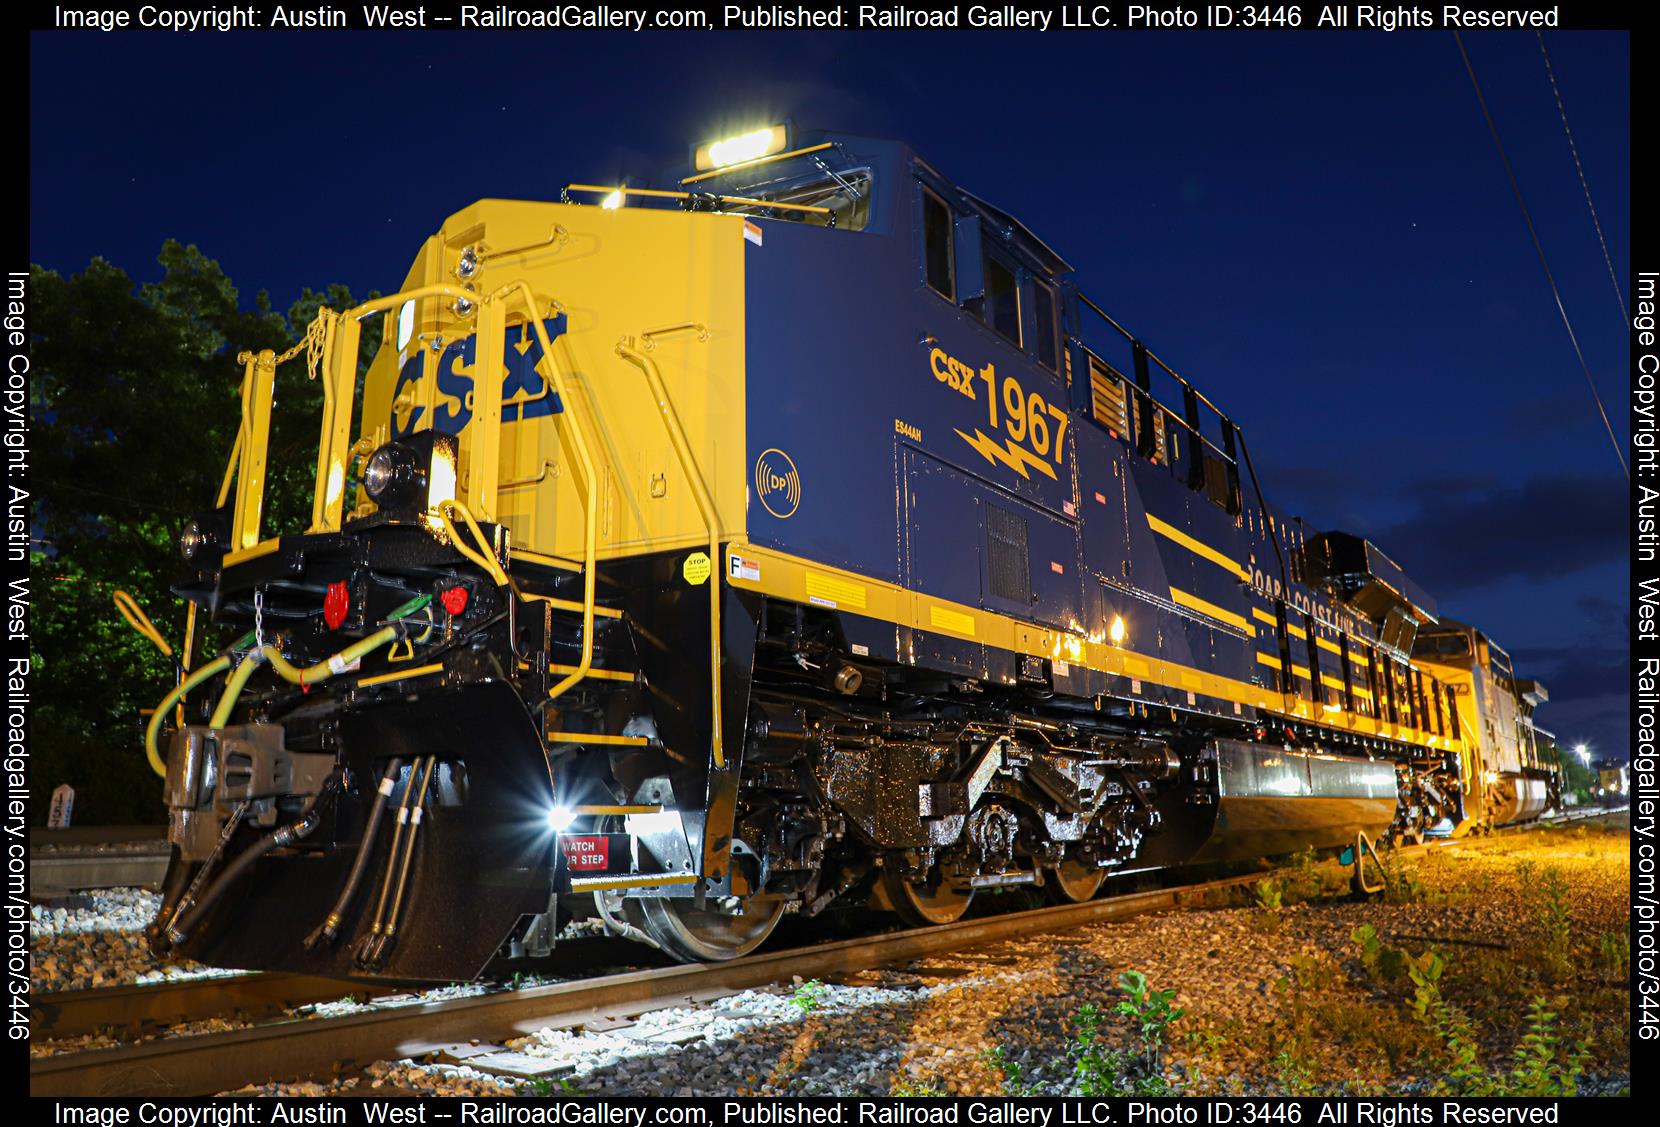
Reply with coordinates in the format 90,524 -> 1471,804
1184,739 -> 1399,864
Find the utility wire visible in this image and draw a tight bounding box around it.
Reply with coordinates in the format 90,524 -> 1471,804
1536,30 -> 1628,324
1453,31 -> 1628,480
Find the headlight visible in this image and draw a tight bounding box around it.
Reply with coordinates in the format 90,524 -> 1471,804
178,518 -> 208,561
363,441 -> 426,508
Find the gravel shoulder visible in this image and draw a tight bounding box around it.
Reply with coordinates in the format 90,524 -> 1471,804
40,819 -> 1632,1098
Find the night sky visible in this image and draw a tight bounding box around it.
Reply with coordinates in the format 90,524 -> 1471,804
28,27 -> 1631,760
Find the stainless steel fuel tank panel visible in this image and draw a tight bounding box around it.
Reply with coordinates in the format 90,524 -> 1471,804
1185,739 -> 1399,864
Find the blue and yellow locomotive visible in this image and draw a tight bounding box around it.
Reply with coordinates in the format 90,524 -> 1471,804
145,128 -> 1556,978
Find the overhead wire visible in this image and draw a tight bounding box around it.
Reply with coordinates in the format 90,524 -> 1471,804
1535,30 -> 1628,325
1452,30 -> 1628,480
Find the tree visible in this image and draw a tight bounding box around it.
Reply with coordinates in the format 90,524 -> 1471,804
30,243 -> 378,823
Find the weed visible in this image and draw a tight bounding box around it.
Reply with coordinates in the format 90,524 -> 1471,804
1350,924 -> 1409,981
1501,997 -> 1592,1096
1379,848 -> 1424,903
1597,928 -> 1630,981
983,1045 -> 1041,1096
892,1079 -> 947,1097
1253,878 -> 1284,913
789,978 -> 828,1014
1070,1002 -> 1130,1096
1517,863 -> 1573,982
339,994 -> 357,1006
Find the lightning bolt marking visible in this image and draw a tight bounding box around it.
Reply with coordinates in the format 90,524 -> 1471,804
954,428 -> 1058,481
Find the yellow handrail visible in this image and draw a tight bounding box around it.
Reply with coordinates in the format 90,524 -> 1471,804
565,183 -> 830,217
616,329 -> 724,769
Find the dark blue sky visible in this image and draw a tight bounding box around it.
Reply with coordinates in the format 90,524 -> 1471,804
29,28 -> 1631,758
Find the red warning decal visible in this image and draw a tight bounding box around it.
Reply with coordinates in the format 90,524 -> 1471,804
559,835 -> 610,871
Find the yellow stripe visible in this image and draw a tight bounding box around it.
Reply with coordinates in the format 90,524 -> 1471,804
1321,674 -> 1347,693
929,605 -> 977,637
358,662 -> 444,688
1316,636 -> 1343,656
570,804 -> 662,815
223,538 -> 282,567
1168,587 -> 1252,634
805,570 -> 868,610
511,548 -> 582,573
1353,685 -> 1374,700
1286,621 -> 1307,640
548,663 -> 635,682
1256,652 -> 1282,670
1145,514 -> 1250,581
1251,607 -> 1278,628
534,596 -> 624,620
546,731 -> 649,746
1291,664 -> 1311,680
722,543 -> 1458,753
569,873 -> 699,892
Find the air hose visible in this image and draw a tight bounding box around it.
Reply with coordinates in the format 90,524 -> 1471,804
204,594 -> 433,729
165,778 -> 336,947
306,756 -> 404,949
144,656 -> 233,779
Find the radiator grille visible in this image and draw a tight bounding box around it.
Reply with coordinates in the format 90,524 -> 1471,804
985,504 -> 1030,604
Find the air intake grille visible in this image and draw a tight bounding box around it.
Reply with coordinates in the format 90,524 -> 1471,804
985,504 -> 1030,604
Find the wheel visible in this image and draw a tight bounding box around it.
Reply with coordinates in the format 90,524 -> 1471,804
1047,853 -> 1105,904
625,895 -> 783,963
882,867 -> 974,927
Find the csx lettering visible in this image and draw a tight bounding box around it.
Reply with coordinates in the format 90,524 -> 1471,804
929,346 -> 979,399
392,319 -> 564,438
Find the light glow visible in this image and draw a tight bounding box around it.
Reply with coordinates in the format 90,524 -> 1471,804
695,125 -> 788,171
1109,615 -> 1127,645
396,299 -> 415,351
547,807 -> 577,832
601,189 -> 623,210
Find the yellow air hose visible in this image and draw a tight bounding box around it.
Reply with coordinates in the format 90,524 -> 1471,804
148,595 -> 432,778
144,656 -> 232,778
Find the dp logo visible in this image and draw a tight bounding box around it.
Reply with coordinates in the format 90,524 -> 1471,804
754,448 -> 801,519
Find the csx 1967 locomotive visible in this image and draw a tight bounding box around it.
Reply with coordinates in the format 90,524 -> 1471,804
143,128 -> 1559,979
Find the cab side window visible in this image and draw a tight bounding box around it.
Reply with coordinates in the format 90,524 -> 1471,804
984,254 -> 1021,346
922,188 -> 955,301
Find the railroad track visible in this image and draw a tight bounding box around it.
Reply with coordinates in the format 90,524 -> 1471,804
31,809 -> 1626,1097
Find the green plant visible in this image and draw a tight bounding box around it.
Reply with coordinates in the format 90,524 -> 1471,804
1351,924 -> 1409,981
1253,877 -> 1284,913
1501,997 -> 1591,1096
984,1045 -> 1040,1096
789,978 -> 828,1014
1379,848 -> 1424,903
893,1079 -> 946,1097
1597,928 -> 1630,981
1518,864 -> 1574,982
1070,1002 -> 1128,1096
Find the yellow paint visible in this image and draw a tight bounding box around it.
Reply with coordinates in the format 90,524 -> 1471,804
1291,664 -> 1312,680
1256,652 -> 1283,670
358,662 -> 445,688
929,605 -> 978,637
548,663 -> 636,682
1317,636 -> 1343,656
546,731 -> 649,747
1321,674 -> 1347,693
570,873 -> 699,892
222,538 -> 282,567
1251,606 -> 1278,628
1168,587 -> 1252,634
356,201 -> 749,563
1146,513 -> 1250,581
805,570 -> 868,610
1286,621 -> 1308,640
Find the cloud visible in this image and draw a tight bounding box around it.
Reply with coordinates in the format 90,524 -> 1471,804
1375,472 -> 1627,594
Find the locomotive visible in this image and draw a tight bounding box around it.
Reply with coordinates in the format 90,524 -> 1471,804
142,128 -> 1558,979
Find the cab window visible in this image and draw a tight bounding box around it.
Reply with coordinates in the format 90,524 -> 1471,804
984,253 -> 1021,345
922,188 -> 954,300
1032,279 -> 1059,371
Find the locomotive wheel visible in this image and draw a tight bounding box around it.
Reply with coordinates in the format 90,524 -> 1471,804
882,869 -> 974,927
1047,854 -> 1106,904
626,895 -> 783,963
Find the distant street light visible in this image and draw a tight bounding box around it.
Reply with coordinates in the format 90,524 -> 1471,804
1573,743 -> 1591,765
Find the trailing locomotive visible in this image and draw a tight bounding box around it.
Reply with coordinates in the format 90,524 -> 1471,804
141,128 -> 1558,979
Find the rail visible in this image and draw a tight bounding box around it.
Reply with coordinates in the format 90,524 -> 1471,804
563,183 -> 831,217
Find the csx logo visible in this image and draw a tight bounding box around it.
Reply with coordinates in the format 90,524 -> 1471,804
754,448 -> 801,519
390,316 -> 565,438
